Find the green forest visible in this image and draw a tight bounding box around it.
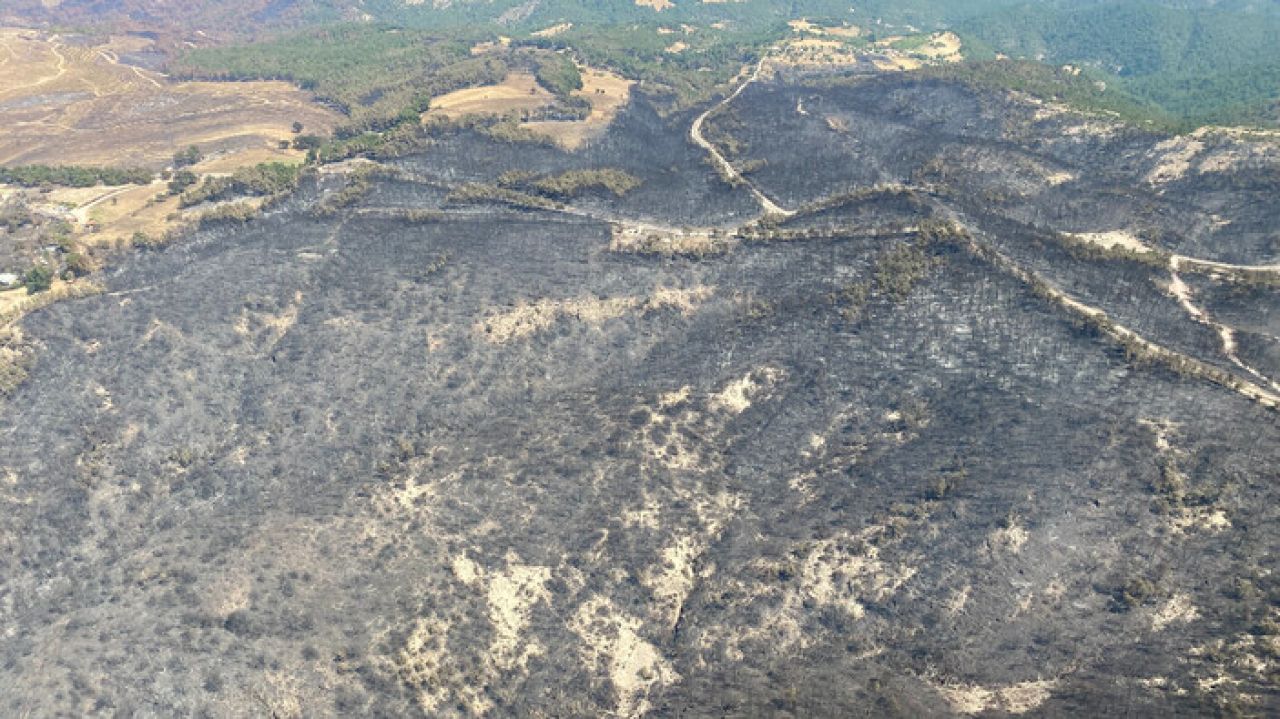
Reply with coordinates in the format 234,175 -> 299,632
166,1 -> 1280,134
955,2 -> 1280,128
169,26 -> 504,130
0,165 -> 153,188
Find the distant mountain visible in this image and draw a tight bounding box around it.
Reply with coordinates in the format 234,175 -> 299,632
7,0 -> 1278,37
0,0 -> 360,36
955,1 -> 1280,126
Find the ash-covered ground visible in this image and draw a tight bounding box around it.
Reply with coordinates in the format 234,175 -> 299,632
2,71 -> 1279,717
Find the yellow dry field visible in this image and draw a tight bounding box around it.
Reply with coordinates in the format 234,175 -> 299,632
635,0 -> 675,10
17,180 -> 184,249
192,147 -> 308,174
0,277 -> 98,320
61,181 -> 184,246
875,32 -> 962,62
665,41 -> 689,54
823,25 -> 863,39
0,29 -> 340,169
774,38 -> 862,68
521,67 -> 634,151
12,167 -> 265,253
869,31 -> 963,70
788,20 -> 862,37
531,23 -> 572,38
775,27 -> 960,72
907,32 -> 963,63
469,37 -> 511,55
424,73 -> 557,119
873,55 -> 924,72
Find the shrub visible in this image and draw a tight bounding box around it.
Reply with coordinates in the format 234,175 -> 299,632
24,265 -> 53,294
64,252 -> 93,277
168,170 -> 198,195
173,145 -> 203,168
529,169 -> 641,198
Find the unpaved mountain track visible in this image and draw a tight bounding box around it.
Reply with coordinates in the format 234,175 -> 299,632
1173,255 -> 1280,274
369,159 -> 1280,411
690,55 -> 794,219
96,46 -> 164,89
319,47 -> 1280,421
1,38 -> 68,95
1167,256 -> 1280,393
926,200 -> 1280,409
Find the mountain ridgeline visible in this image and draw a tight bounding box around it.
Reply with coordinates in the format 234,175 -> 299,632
125,0 -> 1280,130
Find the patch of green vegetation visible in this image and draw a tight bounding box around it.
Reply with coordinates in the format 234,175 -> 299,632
197,201 -> 263,226
23,265 -> 53,294
0,197 -> 33,232
534,54 -> 583,97
1113,575 -> 1160,612
166,170 -> 198,195
955,2 -> 1280,129
170,25 -> 505,129
918,60 -> 1176,130
834,221 -> 951,319
0,165 -> 152,188
519,23 -> 780,112
888,34 -> 933,52
509,169 -> 642,198
444,183 -> 560,211
0,325 -> 34,397
834,0 -> 1280,129
172,145 -> 204,168
180,163 -> 302,208
874,239 -> 937,302
1051,231 -> 1171,271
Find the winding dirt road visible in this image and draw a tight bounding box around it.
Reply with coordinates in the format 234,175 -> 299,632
1167,256 -> 1280,394
690,55 -> 794,218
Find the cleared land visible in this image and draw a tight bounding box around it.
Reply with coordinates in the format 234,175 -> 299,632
521,66 -> 634,151
424,72 -> 556,119
423,64 -> 632,151
0,29 -> 339,169
772,27 -> 962,72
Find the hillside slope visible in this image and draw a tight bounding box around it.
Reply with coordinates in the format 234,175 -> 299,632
2,70 -> 1279,716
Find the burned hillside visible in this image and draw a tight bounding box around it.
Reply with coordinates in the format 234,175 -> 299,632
1,71 -> 1279,717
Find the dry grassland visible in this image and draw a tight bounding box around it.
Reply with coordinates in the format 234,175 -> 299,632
423,72 -> 556,119
521,66 -> 634,151
0,29 -> 339,169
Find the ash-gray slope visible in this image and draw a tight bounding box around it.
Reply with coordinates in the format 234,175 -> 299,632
1,78 -> 1279,717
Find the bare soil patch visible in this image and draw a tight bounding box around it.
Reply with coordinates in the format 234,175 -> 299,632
424,72 -> 556,119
